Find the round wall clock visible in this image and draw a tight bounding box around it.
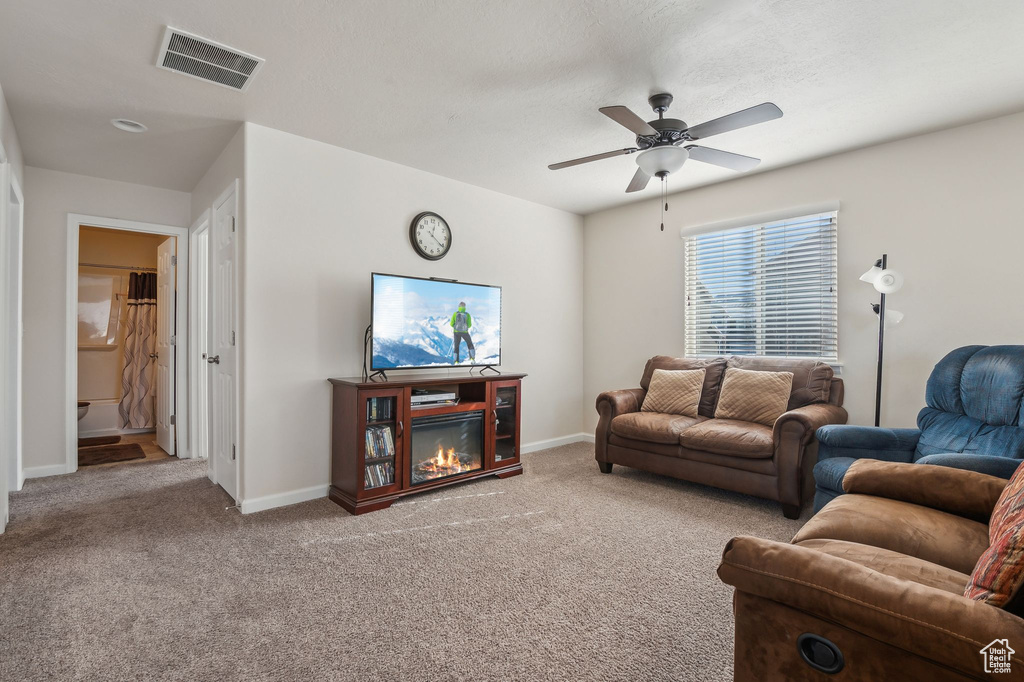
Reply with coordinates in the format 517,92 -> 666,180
409,212 -> 452,260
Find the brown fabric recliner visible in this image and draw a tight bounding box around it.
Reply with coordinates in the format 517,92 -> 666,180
595,355 -> 847,518
718,460 -> 1023,681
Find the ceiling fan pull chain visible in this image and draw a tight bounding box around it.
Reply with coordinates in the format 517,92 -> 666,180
660,177 -> 666,231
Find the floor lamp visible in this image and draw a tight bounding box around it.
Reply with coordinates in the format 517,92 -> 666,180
860,254 -> 905,427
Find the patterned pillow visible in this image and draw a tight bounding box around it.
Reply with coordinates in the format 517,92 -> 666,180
714,367 -> 794,426
965,466 -> 1024,613
641,369 -> 706,417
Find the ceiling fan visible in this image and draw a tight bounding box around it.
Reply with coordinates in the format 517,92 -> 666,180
548,93 -> 782,193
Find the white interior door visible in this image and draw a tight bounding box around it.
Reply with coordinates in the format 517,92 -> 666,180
211,186 -> 238,501
155,237 -> 176,455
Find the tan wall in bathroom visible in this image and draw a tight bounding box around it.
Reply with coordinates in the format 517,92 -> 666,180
77,226 -> 171,402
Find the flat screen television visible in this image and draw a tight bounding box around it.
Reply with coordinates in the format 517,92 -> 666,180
371,273 -> 502,370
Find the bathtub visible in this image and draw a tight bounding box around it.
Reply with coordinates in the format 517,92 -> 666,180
77,398 -> 155,437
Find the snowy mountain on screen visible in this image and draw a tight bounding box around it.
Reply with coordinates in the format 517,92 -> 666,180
372,315 -> 500,368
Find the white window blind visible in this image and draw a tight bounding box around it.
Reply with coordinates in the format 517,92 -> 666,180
684,211 -> 838,361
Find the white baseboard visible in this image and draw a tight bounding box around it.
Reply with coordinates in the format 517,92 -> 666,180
24,464 -> 69,479
240,484 -> 329,514
522,432 -> 593,454
229,434 -> 595,515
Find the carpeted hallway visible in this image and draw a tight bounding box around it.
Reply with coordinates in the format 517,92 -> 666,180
0,442 -> 804,681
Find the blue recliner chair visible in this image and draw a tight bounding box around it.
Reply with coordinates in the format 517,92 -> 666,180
813,345 -> 1024,512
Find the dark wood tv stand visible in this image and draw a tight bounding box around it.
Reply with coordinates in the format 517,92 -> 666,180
327,373 -> 525,514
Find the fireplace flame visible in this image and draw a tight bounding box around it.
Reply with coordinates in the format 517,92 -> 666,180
426,445 -> 472,475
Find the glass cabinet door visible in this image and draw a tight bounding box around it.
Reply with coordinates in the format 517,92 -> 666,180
362,392 -> 402,492
492,382 -> 519,464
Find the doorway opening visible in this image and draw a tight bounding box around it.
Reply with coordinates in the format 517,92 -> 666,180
65,215 -> 190,473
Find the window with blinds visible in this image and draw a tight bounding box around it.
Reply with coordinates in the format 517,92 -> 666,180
684,211 -> 838,361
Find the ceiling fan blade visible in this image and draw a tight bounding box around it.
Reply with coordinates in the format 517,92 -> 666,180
685,145 -> 761,172
599,106 -> 658,136
625,166 -> 651,193
685,103 -> 783,140
548,148 -> 635,170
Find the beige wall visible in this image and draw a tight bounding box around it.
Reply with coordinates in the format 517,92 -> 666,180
582,110 -> 1024,432
77,226 -> 168,402
191,126 -> 243,226
241,123 -> 584,502
22,167 -> 189,471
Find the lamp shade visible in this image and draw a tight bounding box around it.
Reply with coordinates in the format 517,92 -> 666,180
884,308 -> 905,327
872,269 -> 904,294
636,146 -> 689,176
859,265 -> 882,283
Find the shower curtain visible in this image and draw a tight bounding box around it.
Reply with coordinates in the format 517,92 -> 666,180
119,272 -> 157,429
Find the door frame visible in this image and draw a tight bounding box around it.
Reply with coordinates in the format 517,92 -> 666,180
64,214 -> 190,474
0,143 -> 24,532
188,210 -> 210,462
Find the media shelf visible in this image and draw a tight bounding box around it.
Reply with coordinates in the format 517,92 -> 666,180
328,373 -> 525,514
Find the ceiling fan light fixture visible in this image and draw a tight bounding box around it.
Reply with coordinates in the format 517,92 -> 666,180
111,118 -> 147,133
636,146 -> 688,177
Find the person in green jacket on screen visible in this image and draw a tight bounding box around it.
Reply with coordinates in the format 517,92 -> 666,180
449,302 -> 475,364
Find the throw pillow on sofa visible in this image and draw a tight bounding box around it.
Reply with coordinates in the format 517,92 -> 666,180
714,367 -> 794,426
641,369 -> 706,417
964,463 -> 1024,613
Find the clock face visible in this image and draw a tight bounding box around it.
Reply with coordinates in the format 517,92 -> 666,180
410,212 -> 452,260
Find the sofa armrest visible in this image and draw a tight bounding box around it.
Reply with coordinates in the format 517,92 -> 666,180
842,459 -> 1007,523
595,388 -> 645,420
815,424 -> 920,463
916,453 -> 1023,480
773,403 -> 848,446
594,388 -> 646,462
718,535 -> 1024,678
772,404 -> 847,510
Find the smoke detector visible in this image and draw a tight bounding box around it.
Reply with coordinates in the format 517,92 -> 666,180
156,26 -> 264,92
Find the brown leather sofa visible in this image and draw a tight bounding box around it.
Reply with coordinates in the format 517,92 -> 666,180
719,459 -> 1023,681
595,355 -> 847,518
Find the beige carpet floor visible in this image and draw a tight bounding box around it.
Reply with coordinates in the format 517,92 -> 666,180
0,442 -> 805,681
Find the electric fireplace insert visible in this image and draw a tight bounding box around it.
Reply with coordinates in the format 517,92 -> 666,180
410,411 -> 484,485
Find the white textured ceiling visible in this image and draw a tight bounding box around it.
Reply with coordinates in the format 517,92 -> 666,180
1,0 -> 1024,214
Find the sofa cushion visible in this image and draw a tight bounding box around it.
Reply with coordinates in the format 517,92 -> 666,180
726,355 -> 833,410
714,368 -> 794,426
796,538 -> 971,595
792,493 -> 989,575
639,356 -> 727,418
678,418 -> 774,458
641,368 -> 705,417
965,463 -> 1024,614
610,412 -> 705,445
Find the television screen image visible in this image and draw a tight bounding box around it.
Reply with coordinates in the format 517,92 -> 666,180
371,273 -> 501,369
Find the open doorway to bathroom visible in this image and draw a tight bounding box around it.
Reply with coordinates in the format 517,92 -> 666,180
77,226 -> 175,467
65,215 -> 191,473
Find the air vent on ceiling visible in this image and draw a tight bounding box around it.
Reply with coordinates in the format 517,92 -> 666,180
156,26 -> 264,92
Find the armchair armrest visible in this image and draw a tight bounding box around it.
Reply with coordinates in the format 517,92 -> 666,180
815,424 -> 920,463
916,453 -> 1023,480
718,536 -> 1024,678
842,459 -> 1007,523
595,388 -> 645,419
